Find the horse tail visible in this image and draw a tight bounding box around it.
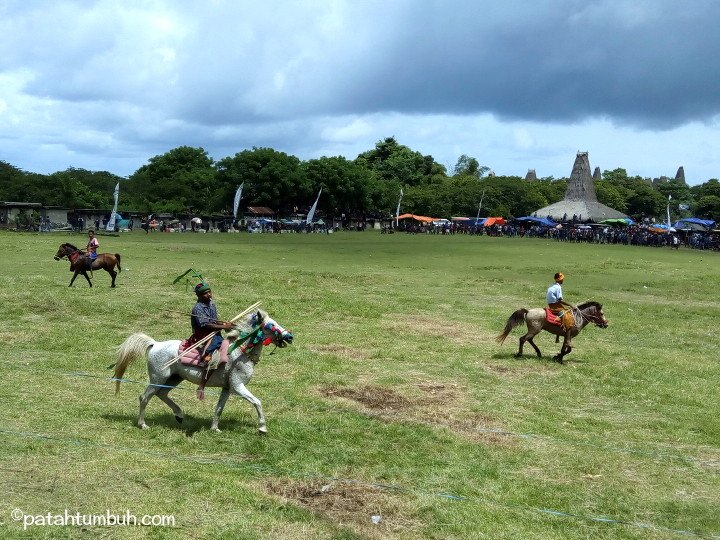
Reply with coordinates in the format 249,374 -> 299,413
115,253 -> 122,273
114,333 -> 154,394
496,309 -> 528,344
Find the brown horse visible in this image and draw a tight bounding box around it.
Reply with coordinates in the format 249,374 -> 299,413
496,301 -> 609,363
54,243 -> 122,287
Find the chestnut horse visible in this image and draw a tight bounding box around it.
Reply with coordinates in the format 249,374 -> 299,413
496,301 -> 609,363
54,243 -> 122,287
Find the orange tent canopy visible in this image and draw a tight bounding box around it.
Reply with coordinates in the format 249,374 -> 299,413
397,213 -> 436,223
483,217 -> 507,226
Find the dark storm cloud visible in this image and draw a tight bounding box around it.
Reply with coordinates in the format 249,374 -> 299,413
1,1 -> 719,180
313,1 -> 720,128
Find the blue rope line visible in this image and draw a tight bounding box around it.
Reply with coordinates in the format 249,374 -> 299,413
0,427 -> 717,539
61,371 -> 221,396
9,366 -> 718,467
5,362 -> 719,468
474,428 -> 719,467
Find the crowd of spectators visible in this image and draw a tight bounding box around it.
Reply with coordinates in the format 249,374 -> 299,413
395,220 -> 720,250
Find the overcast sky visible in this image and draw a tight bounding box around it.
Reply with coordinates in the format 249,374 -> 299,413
1,0 -> 719,184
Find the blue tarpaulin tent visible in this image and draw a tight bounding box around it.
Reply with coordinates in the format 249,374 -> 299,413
464,217 -> 486,226
516,216 -> 557,227
672,218 -> 715,230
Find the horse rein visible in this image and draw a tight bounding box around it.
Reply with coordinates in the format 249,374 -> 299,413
577,308 -> 608,328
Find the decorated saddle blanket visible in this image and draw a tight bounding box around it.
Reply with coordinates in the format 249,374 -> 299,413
544,308 -> 563,326
178,338 -> 231,368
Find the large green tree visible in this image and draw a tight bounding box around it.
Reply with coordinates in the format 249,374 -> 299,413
127,147 -> 216,214
215,147 -> 308,215
302,156 -> 378,218
453,154 -> 490,178
355,137 -> 444,187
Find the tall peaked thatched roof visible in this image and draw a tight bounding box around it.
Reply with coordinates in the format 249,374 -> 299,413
565,152 -> 597,201
531,152 -> 628,222
593,167 -> 601,181
675,166 -> 686,184
525,169 -> 537,181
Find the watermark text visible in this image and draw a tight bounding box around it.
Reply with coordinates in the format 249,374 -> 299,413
11,508 -> 175,530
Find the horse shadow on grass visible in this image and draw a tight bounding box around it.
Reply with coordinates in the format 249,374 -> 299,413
100,412 -> 255,436
489,352 -> 588,364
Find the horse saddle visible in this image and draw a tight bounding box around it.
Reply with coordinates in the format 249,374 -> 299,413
544,309 -> 563,326
178,338 -> 231,368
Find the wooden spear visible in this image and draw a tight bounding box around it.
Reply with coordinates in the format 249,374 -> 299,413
162,301 -> 262,369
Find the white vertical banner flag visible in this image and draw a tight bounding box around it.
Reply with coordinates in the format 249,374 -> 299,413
233,183 -> 244,220
306,187 -> 322,224
666,194 -> 672,230
106,182 -> 120,232
395,188 -> 404,226
475,190 -> 485,225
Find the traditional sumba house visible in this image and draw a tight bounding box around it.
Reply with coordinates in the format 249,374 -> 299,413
532,152 -> 628,222
593,167 -> 601,181
675,166 -> 686,184
525,169 -> 537,181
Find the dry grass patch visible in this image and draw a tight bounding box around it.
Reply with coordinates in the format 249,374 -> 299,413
321,385 -> 411,411
262,478 -> 421,539
320,384 -> 514,446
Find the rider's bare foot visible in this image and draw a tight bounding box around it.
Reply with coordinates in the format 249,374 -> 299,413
196,387 -> 205,401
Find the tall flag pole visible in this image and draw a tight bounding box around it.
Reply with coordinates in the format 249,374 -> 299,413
475,190 -> 485,226
306,187 -> 323,225
233,183 -> 244,221
666,194 -> 672,230
106,182 -> 120,232
395,188 -> 404,227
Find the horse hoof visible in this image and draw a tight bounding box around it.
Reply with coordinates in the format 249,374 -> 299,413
139,423 -> 149,430
175,415 -> 183,424
211,427 -> 221,433
514,353 -> 522,358
258,426 -> 268,435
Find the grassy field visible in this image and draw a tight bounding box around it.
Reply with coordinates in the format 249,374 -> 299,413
0,230 -> 718,539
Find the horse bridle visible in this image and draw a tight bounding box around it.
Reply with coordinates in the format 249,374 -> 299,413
579,307 -> 608,328
55,244 -> 87,262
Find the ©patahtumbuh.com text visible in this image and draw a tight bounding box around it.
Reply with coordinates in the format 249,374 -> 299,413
11,508 -> 176,530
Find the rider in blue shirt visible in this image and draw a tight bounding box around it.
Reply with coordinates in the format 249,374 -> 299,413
190,282 -> 234,399
547,272 -> 575,332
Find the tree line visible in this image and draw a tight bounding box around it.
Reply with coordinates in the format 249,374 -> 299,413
1,137 -> 719,222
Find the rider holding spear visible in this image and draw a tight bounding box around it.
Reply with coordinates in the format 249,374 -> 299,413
189,281 -> 235,400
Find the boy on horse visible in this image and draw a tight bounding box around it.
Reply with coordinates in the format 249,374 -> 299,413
87,230 -> 99,260
189,281 -> 235,400
547,272 -> 575,333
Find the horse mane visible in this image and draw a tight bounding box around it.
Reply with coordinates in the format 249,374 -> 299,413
578,301 -> 602,311
64,243 -> 81,251
232,309 -> 268,334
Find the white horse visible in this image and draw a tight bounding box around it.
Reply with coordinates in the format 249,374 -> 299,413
113,310 -> 293,433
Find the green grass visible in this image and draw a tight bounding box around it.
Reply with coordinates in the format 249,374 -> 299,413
0,230 -> 718,539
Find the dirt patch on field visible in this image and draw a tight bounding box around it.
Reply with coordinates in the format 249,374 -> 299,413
262,478 -> 420,539
320,383 -> 513,446
307,344 -> 373,361
321,385 -> 411,411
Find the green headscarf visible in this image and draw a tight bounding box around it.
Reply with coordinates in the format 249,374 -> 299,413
194,281 -> 211,294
